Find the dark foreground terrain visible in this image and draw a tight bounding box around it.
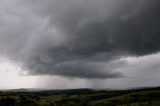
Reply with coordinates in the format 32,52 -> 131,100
0,87 -> 160,106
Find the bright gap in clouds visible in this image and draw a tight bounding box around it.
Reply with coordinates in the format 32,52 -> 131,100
0,59 -> 90,89
0,59 -> 38,89
0,58 -> 91,89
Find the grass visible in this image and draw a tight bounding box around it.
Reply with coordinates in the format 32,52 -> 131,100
0,87 -> 160,106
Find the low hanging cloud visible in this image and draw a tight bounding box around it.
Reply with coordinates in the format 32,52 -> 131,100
0,0 -> 160,78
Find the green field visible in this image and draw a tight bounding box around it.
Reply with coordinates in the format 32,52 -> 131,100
0,87 -> 160,106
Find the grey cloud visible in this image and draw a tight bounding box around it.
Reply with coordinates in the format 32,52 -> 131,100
26,0 -> 160,55
27,60 -> 124,79
0,0 -> 160,78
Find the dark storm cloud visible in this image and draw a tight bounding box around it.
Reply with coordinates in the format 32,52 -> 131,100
0,0 -> 160,78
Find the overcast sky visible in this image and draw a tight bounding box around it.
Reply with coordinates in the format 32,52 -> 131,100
0,0 -> 160,89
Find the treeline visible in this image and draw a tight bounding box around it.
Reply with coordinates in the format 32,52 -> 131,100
0,95 -> 38,106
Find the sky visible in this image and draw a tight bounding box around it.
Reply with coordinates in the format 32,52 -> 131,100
0,0 -> 160,89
